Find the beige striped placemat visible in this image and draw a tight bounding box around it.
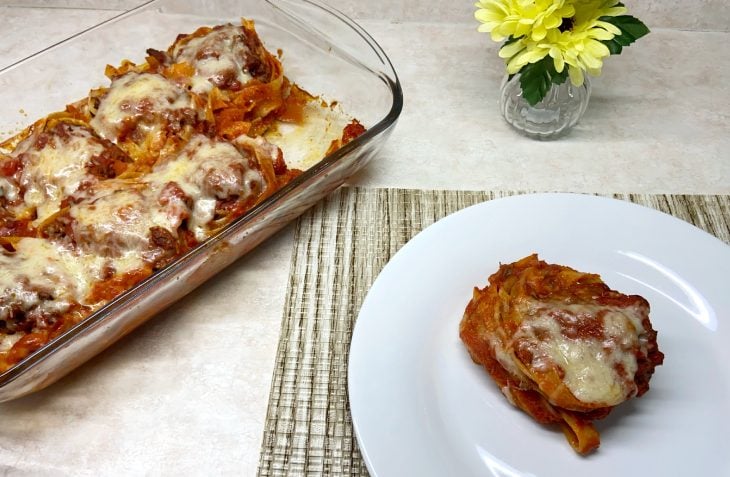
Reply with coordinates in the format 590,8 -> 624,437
257,188 -> 730,476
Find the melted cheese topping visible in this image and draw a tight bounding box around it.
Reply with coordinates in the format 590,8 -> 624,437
90,72 -> 193,142
0,237 -> 143,343
0,239 -> 78,318
149,134 -> 264,241
514,301 -> 648,406
0,176 -> 19,202
66,135 -> 265,256
69,181 -> 188,261
172,25 -> 254,94
0,333 -> 21,354
0,135 -> 265,343
490,332 -> 530,387
0,239 -> 92,324
12,125 -> 106,225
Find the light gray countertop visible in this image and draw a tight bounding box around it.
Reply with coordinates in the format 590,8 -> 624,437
0,1 -> 728,475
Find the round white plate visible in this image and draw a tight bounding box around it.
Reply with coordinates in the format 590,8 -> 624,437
348,193 -> 730,477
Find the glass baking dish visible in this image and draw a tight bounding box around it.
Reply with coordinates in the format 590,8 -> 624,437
0,0 -> 402,401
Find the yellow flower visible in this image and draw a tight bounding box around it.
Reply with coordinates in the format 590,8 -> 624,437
475,0 -> 575,42
497,0 -> 627,85
498,38 -> 549,72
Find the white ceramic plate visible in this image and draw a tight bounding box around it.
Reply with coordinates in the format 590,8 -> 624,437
348,193 -> 730,477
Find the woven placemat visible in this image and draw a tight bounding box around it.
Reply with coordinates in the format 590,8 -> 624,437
257,188 -> 730,476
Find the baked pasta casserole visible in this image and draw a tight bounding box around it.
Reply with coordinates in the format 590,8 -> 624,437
0,19 -> 364,372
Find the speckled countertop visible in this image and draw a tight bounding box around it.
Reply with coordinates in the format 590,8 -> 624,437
0,1 -> 728,475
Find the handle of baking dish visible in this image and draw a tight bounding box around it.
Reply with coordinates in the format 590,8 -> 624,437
265,0 -> 398,85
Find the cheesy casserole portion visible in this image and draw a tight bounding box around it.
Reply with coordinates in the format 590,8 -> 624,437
459,254 -> 664,454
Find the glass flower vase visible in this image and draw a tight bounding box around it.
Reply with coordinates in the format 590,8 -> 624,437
500,74 -> 591,140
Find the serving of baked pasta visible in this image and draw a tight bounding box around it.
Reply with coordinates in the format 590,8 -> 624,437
0,19 -> 364,373
459,254 -> 664,454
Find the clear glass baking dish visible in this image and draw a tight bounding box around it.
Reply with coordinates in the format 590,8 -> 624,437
0,0 -> 402,401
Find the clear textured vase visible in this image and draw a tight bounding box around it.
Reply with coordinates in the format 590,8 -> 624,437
500,74 -> 591,140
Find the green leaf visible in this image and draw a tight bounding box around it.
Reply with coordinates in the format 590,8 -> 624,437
600,15 -> 650,55
518,57 -> 567,106
605,38 -> 624,55
519,60 -> 550,106
551,71 -> 568,85
546,59 -> 568,86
